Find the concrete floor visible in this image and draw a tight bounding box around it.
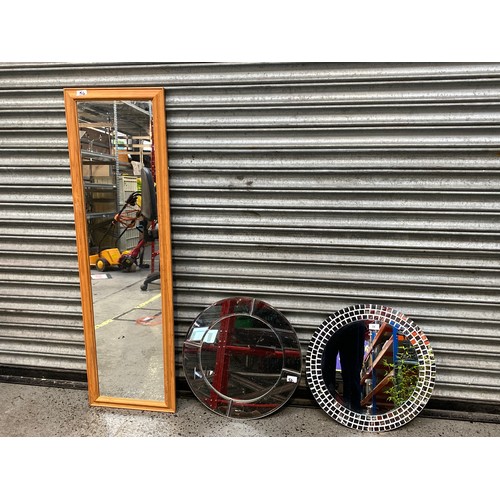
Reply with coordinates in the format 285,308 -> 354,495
1,381 -> 498,499
2,383 -> 495,500
1,381 -> 499,437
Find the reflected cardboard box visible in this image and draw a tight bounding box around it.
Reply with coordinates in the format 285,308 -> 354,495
83,164 -> 112,177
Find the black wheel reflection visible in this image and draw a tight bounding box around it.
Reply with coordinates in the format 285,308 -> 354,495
183,297 -> 302,419
306,304 -> 436,432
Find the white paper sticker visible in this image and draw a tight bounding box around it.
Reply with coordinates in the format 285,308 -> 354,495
76,90 -> 88,96
368,322 -> 380,331
286,375 -> 298,383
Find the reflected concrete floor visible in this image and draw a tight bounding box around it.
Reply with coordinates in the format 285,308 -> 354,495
1,382 -> 499,437
90,263 -> 164,401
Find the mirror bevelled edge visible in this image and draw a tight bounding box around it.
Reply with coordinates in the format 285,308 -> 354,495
63,87 -> 176,413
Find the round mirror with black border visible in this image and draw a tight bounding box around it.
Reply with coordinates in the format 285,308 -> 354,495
306,304 -> 435,432
183,296 -> 302,419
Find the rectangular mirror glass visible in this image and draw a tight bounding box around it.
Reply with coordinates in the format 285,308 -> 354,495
64,88 -> 176,412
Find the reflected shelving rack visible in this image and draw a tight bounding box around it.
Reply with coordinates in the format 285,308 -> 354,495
360,322 -> 419,414
78,101 -> 152,253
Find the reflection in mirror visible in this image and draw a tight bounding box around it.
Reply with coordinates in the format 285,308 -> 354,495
307,304 -> 435,432
64,88 -> 175,412
78,99 -> 164,400
183,297 -> 302,419
322,320 -> 418,415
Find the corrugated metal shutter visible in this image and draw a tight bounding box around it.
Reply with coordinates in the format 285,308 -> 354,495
0,63 -> 499,408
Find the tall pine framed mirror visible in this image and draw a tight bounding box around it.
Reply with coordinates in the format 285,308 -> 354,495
64,88 -> 175,412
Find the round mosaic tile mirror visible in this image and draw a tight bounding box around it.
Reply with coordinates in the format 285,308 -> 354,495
183,296 -> 302,419
306,304 -> 436,432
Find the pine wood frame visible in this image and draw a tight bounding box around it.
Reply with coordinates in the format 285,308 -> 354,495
64,87 -> 176,413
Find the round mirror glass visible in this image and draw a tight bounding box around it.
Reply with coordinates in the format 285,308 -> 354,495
183,296 -> 302,419
306,304 -> 436,432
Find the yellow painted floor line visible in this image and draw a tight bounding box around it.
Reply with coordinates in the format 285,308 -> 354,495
95,293 -> 162,330
135,293 -> 162,309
